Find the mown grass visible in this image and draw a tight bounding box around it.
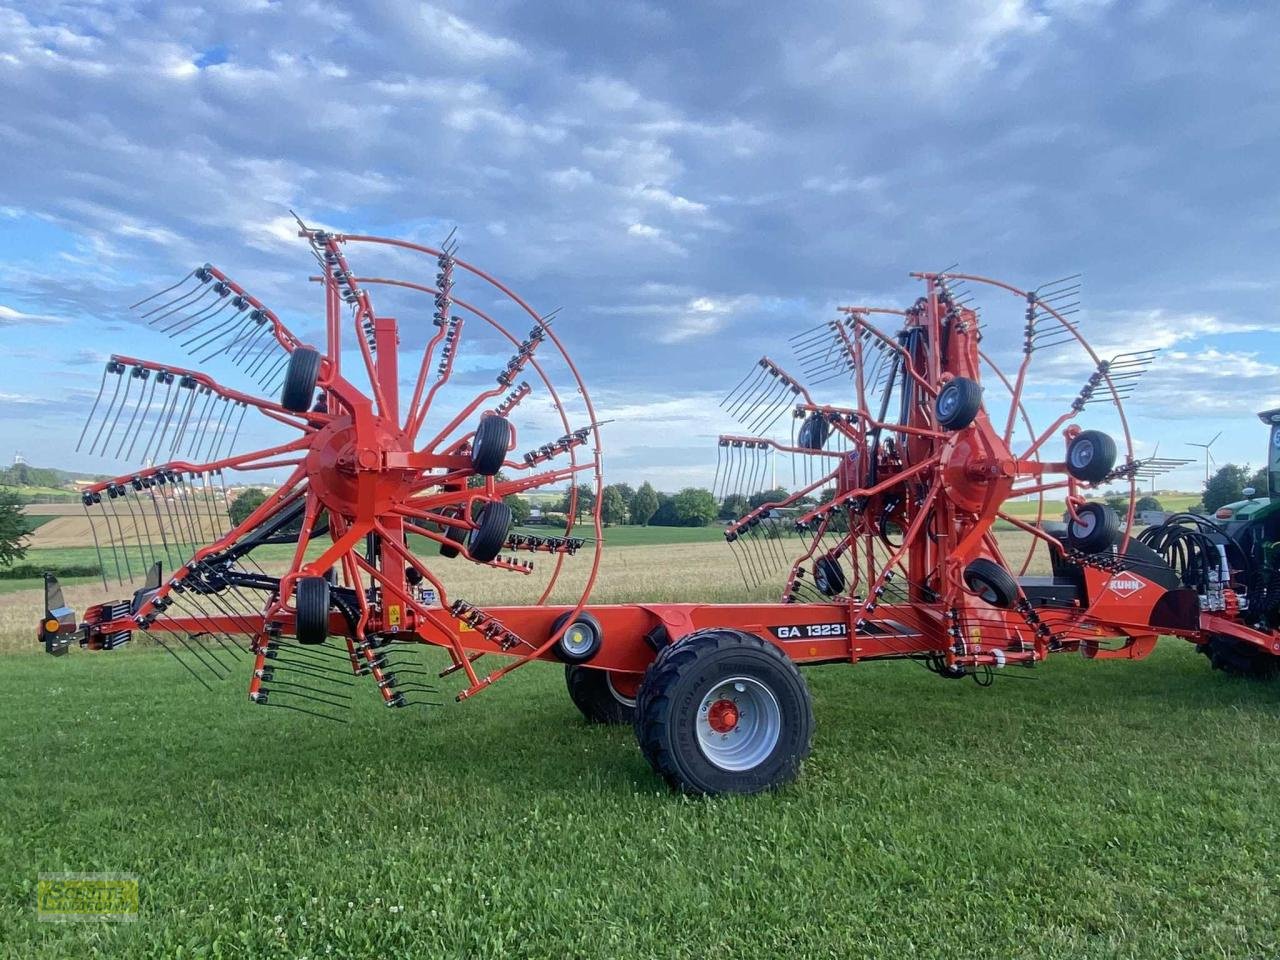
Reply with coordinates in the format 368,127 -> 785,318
1,644 -> 1278,958
1,520 -> 1273,956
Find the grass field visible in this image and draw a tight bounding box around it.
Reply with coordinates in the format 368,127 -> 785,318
2,643 -> 1279,958
3,516 -> 1277,956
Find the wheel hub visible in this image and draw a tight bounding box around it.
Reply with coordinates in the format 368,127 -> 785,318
706,698 -> 739,733
304,414 -> 419,515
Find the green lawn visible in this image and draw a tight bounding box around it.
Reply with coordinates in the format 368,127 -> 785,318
1,643 -> 1277,958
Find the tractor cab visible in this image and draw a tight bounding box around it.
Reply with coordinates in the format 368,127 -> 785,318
1211,407 -> 1280,530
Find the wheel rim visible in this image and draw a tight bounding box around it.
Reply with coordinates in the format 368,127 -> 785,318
938,388 -> 957,418
604,672 -> 637,707
695,676 -> 782,772
1070,442 -> 1093,469
561,622 -> 596,657
1073,512 -> 1097,538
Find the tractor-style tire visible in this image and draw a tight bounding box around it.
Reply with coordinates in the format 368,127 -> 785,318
1200,634 -> 1280,680
295,575 -> 330,645
633,629 -> 814,795
935,377 -> 983,430
565,665 -> 636,724
550,611 -> 604,663
467,500 -> 511,563
797,413 -> 831,451
813,555 -> 846,597
1066,503 -> 1119,554
471,415 -> 511,476
280,347 -> 321,413
1066,430 -> 1117,484
963,558 -> 1019,608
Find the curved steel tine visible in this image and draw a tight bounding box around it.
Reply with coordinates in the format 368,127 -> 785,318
143,281 -> 213,322
130,269 -> 197,310
76,363 -> 114,452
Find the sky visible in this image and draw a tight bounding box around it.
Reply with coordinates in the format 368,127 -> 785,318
1,0 -> 1278,494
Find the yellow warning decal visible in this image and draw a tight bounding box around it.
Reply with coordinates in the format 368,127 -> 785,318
387,604 -> 401,627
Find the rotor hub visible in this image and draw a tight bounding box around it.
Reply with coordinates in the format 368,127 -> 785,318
304,414 -> 418,516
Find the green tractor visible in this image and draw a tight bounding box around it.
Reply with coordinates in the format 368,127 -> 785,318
1137,407 -> 1280,676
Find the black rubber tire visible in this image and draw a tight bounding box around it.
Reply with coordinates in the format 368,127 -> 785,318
1200,634 -> 1280,680
935,377 -> 982,430
1066,430 -> 1117,484
565,665 -> 636,724
1067,503 -> 1120,554
295,575 -> 330,645
550,610 -> 603,664
467,500 -> 511,563
280,347 -> 321,413
813,555 -> 846,597
439,508 -> 467,559
797,413 -> 830,451
470,415 -> 511,476
963,557 -> 1019,608
633,629 -> 814,796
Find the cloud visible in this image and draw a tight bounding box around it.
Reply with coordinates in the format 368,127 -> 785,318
0,1 -> 1276,489
416,4 -> 525,61
0,304 -> 64,326
658,296 -> 759,344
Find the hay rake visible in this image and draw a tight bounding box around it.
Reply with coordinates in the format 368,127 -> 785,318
42,242 -> 1280,794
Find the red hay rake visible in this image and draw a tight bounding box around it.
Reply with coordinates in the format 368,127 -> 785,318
41,230 -> 1280,795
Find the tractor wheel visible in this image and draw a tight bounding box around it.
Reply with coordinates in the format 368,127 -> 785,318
633,628 -> 813,795
439,508 -> 467,558
813,555 -> 846,597
565,665 -> 636,724
963,558 -> 1019,608
1200,634 -> 1280,680
550,611 -> 604,663
280,347 -> 321,413
797,413 -> 831,451
1066,430 -> 1117,484
935,377 -> 982,430
295,575 -> 330,645
1066,503 -> 1119,554
467,500 -> 511,563
470,415 -> 511,476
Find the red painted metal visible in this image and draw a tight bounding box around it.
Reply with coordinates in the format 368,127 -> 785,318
57,238 -> 1280,719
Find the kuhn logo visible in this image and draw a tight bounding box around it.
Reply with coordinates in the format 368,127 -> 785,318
1107,576 -> 1144,598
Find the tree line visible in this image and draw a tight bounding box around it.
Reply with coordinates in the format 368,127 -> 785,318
556,483 -> 819,528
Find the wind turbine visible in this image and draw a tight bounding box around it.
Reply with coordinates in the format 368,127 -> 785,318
1187,431 -> 1222,484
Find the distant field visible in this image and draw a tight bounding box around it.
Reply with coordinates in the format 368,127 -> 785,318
1,485 -> 78,501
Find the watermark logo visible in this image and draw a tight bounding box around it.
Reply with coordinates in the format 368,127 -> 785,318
37,873 -> 138,922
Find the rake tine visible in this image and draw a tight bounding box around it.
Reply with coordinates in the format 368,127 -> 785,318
141,279 -> 212,321
253,700 -> 348,724
103,488 -> 135,584
166,379 -> 198,457
76,363 -> 114,452
138,374 -> 177,462
130,269 -> 198,310
82,499 -> 111,591
114,369 -> 154,459
168,291 -> 236,339
94,368 -> 136,457
151,634 -> 215,690
176,630 -> 233,678
161,286 -> 232,335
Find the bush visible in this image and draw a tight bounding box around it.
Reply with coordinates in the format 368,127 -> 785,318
0,562 -> 102,580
